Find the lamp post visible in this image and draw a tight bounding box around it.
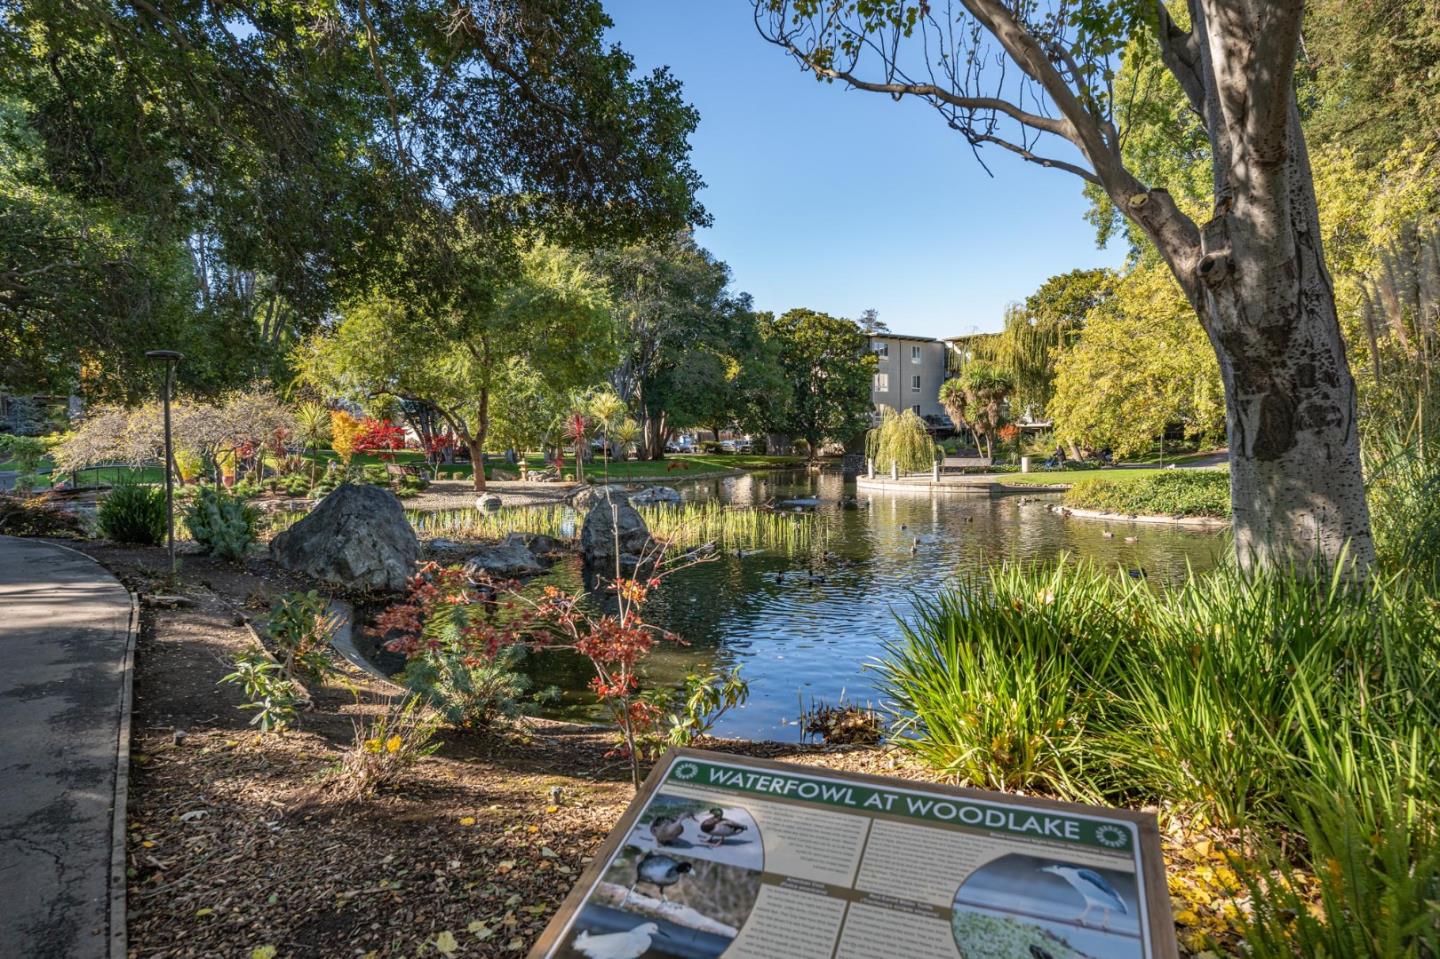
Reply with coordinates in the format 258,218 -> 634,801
145,351 -> 183,575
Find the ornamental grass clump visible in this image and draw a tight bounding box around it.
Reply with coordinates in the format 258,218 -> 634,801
96,481 -> 167,545
875,562 -> 1130,797
336,695 -> 442,800
876,558 -> 1440,956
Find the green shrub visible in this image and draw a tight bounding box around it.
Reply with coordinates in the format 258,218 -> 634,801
266,590 -> 336,683
230,479 -> 263,499
218,652 -> 303,734
400,645 -> 529,730
664,667 -> 750,747
1063,469 -> 1230,517
284,473 -> 313,496
96,481 -> 167,544
184,486 -> 258,560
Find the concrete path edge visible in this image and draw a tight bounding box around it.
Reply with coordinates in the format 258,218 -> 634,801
40,541 -> 138,959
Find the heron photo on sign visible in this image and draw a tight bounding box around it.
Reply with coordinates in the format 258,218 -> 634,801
950,852 -> 1143,958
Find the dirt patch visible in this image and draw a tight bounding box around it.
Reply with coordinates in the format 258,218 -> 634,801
62,542 -> 928,959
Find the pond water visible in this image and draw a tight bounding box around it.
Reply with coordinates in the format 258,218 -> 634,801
483,471 -> 1228,740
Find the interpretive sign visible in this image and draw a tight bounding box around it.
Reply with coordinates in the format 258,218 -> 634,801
529,748 -> 1177,959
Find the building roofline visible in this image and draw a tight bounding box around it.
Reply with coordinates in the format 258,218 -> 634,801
868,332 -> 939,343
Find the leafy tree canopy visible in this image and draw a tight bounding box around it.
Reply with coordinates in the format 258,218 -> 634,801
297,241 -> 614,489
1,0 -> 704,396
759,308 -> 875,453
1050,261 -> 1224,457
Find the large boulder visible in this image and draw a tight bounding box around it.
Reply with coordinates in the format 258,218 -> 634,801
464,536 -> 549,580
570,484 -> 630,511
271,484 -> 418,593
628,485 -> 682,506
580,499 -> 653,573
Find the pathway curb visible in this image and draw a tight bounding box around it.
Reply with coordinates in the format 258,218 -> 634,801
38,540 -> 139,959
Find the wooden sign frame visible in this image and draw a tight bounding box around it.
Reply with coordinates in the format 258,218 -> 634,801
529,747 -> 1178,959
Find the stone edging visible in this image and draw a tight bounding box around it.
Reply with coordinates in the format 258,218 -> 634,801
40,540 -> 138,959
855,476 -> 1067,495
1056,505 -> 1231,529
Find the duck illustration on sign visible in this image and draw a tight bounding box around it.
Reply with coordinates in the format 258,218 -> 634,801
630,853 -> 692,902
648,814 -> 685,846
625,794 -> 763,871
695,807 -> 748,846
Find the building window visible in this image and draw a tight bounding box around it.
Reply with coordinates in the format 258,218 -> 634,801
874,343 -> 889,358
911,345 -> 922,362
911,404 -> 921,415
911,374 -> 921,392
874,373 -> 889,391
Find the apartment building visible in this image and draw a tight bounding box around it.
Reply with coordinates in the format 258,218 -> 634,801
867,332 -> 950,426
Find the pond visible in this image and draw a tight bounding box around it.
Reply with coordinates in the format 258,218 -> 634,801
466,470 -> 1228,740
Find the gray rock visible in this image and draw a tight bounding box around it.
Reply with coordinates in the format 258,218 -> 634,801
580,499 -> 653,573
505,532 -> 562,556
570,484 -> 630,511
270,484 -> 418,593
464,539 -> 549,580
628,485 -> 682,506
476,493 -> 503,511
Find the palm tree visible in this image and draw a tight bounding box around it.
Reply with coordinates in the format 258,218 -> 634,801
294,402 -> 331,484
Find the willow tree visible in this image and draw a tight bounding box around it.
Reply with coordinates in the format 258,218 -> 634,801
758,1 -> 1374,573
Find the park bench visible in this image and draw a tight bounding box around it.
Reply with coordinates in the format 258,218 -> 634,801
384,462 -> 430,487
941,455 -> 994,472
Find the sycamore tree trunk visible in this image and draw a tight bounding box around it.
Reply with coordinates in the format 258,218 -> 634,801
1117,3 -> 1375,574
1194,108 -> 1372,572
642,409 -> 667,461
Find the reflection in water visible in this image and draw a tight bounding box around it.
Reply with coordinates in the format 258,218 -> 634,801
512,470 -> 1226,740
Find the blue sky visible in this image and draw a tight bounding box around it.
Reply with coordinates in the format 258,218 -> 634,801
604,1 -> 1125,338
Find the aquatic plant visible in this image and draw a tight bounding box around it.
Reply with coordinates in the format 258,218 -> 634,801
637,501 -> 825,554
876,560 -> 1440,954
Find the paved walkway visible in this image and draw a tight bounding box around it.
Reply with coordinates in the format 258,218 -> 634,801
0,536 -> 134,959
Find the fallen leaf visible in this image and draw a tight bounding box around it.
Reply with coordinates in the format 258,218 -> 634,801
459,816 -> 476,827
434,930 -> 458,956
251,948 -> 277,959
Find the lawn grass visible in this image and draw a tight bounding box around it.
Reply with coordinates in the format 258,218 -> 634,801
994,466 -> 1206,487
1062,469 -> 1231,517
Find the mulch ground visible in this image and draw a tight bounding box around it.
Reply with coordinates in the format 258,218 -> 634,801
75,543 -> 958,959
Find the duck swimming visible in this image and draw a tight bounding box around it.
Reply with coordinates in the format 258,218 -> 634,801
648,814 -> 684,846
695,807 -> 748,846
632,852 -> 692,901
